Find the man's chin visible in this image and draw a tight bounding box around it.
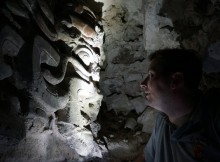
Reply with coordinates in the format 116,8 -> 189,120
147,103 -> 163,112
146,99 -> 157,109
145,96 -> 157,108
145,95 -> 152,102
146,98 -> 153,106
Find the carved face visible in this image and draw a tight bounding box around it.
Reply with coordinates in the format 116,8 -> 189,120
67,78 -> 103,127
0,0 -> 105,158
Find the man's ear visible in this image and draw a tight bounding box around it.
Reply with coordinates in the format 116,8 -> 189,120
170,72 -> 184,90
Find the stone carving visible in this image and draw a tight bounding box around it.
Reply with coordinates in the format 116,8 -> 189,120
68,78 -> 103,127
0,25 -> 24,80
0,25 -> 26,144
31,36 -> 69,113
0,0 -> 105,160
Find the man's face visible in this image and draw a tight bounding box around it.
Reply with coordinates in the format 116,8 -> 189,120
140,59 -> 171,111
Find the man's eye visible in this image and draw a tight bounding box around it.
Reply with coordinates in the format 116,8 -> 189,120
148,71 -> 155,79
149,72 -> 153,78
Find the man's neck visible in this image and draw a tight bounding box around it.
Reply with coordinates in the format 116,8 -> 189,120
169,112 -> 192,127
166,96 -> 195,127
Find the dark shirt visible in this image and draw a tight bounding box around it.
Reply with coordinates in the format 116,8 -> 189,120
144,89 -> 220,162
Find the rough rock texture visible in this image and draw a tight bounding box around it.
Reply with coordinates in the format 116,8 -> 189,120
98,0 -> 151,121
94,1 -> 155,160
97,0 -> 220,160
148,0 -> 220,90
143,0 -> 180,51
0,0 -> 220,161
0,0 -> 107,161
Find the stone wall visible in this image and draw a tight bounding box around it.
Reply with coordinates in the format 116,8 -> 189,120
99,0 -> 220,137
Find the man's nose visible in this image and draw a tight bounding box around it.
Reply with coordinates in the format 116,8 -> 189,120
140,77 -> 149,90
140,84 -> 146,91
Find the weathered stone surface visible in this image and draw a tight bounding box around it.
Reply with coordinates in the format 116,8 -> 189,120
122,81 -> 143,97
130,97 -> 148,114
1,0 -> 220,161
203,41 -> 220,73
0,25 -> 24,80
100,76 -> 124,95
143,0 -> 180,51
137,107 -> 158,133
103,133 -> 149,160
68,78 -> 103,127
124,118 -> 137,130
106,93 -> 133,115
0,63 -> 12,80
57,122 -> 103,157
1,131 -> 81,162
0,0 -> 106,161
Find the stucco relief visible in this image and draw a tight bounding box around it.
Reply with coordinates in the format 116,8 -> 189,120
0,0 -> 105,159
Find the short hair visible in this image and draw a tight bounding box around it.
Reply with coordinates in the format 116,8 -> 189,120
148,48 -> 202,93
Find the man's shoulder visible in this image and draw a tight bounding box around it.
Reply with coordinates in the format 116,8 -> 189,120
154,112 -> 169,129
156,112 -> 168,122
203,88 -> 220,104
201,88 -> 220,161
202,88 -> 220,118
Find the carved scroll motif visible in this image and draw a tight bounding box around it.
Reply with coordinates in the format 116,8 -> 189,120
0,0 -> 105,158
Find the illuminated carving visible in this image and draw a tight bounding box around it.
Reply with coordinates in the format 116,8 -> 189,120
0,0 -> 105,158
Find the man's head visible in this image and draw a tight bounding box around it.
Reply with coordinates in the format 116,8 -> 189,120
140,48 -> 202,111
